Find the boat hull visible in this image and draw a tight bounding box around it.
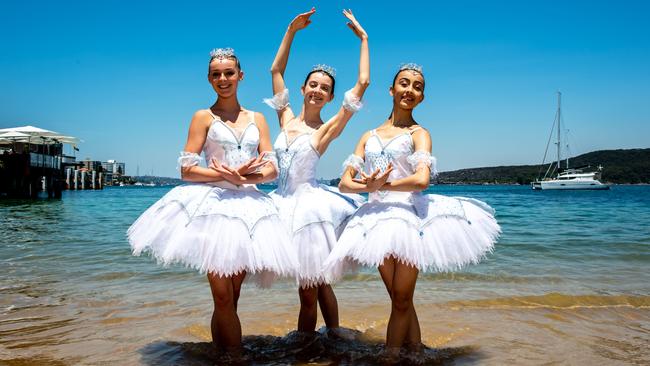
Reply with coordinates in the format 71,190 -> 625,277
531,180 -> 610,190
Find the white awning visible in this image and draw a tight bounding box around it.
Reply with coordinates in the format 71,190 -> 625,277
0,125 -> 60,135
0,126 -> 82,145
0,131 -> 32,140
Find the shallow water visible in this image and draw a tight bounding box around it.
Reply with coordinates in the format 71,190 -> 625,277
1,185 -> 649,365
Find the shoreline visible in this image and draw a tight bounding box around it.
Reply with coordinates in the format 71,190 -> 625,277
2,184 -> 648,364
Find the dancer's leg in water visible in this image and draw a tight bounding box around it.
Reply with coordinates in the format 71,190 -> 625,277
232,272 -> 246,311
208,271 -> 247,350
379,257 -> 421,348
379,256 -> 420,355
298,283 -> 339,331
297,286 -> 319,331
317,284 -> 339,328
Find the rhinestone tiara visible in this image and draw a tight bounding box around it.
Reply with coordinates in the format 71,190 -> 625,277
311,64 -> 336,78
399,62 -> 423,74
209,48 -> 236,59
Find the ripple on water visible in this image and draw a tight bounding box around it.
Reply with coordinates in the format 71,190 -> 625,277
445,293 -> 650,310
0,316 -> 75,336
0,356 -> 71,366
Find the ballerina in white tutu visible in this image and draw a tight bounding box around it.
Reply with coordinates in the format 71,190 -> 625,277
324,63 -> 501,359
127,48 -> 298,353
264,8 -> 369,332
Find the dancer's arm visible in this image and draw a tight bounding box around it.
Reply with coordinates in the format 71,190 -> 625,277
338,131 -> 378,193
248,112 -> 279,183
269,8 -> 315,127
380,129 -> 432,192
314,9 -> 370,155
180,110 -> 226,182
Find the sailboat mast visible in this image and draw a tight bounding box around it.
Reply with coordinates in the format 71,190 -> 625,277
557,91 -> 562,172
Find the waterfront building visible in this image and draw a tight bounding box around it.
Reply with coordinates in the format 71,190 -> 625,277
0,125 -> 104,198
101,159 -> 126,186
0,126 -> 72,197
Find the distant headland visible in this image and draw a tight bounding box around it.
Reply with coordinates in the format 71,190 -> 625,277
118,148 -> 650,188
435,148 -> 650,185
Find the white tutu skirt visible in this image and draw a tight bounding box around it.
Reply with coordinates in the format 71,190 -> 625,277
270,184 -> 364,288
323,193 -> 500,282
127,183 -> 299,287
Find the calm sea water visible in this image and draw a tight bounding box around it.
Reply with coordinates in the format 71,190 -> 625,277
1,185 -> 649,365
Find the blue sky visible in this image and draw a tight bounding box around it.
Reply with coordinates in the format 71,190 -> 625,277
2,0 -> 649,178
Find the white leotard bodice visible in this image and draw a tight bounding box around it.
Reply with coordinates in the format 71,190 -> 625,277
273,131 -> 320,195
204,111 -> 259,167
204,110 -> 260,189
364,128 -> 431,203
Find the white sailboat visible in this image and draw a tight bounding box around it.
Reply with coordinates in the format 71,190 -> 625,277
531,92 -> 609,190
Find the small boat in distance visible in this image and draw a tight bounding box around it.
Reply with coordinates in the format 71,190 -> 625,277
531,92 -> 609,190
531,167 -> 608,190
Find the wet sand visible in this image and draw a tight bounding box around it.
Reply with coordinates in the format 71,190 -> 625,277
1,277 -> 649,365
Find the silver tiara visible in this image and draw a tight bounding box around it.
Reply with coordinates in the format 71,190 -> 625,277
209,48 -> 236,59
312,64 -> 336,78
399,63 -> 423,74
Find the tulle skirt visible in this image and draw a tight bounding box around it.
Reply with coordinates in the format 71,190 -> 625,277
270,184 -> 364,288
127,183 -> 299,287
323,193 -> 500,282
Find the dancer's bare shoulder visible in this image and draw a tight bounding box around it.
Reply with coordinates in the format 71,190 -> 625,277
249,110 -> 269,128
410,125 -> 432,151
189,109 -> 216,130
358,129 -> 373,144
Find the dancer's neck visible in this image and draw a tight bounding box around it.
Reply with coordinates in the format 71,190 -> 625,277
386,108 -> 416,128
299,105 -> 324,128
212,96 -> 242,114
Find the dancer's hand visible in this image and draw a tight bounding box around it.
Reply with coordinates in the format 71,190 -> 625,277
210,158 -> 246,185
353,164 -> 393,192
288,8 -> 315,33
343,9 -> 367,40
368,165 -> 393,191
237,152 -> 269,176
352,169 -> 376,185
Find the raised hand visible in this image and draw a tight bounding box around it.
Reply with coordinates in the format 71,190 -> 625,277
236,152 -> 270,176
343,9 -> 367,40
288,7 -> 316,33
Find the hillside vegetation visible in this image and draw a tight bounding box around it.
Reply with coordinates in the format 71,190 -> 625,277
436,148 -> 650,184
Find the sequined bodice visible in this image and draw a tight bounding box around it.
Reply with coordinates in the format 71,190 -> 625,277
364,131 -> 417,202
274,131 -> 320,195
203,116 -> 260,169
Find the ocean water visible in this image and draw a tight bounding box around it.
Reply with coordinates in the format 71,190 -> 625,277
1,185 -> 649,365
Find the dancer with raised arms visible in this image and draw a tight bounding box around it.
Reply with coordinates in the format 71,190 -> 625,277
264,8 -> 369,334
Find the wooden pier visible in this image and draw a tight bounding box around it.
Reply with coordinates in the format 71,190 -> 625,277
0,126 -> 103,199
